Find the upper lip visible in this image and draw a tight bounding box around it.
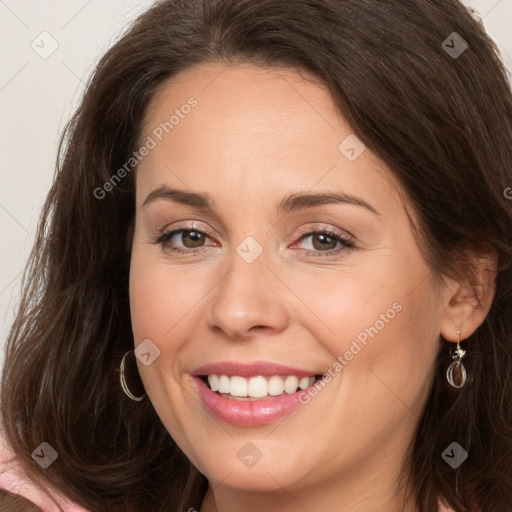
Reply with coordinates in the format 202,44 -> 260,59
191,361 -> 320,378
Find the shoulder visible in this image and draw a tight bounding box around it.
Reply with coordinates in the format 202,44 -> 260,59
0,431 -> 90,512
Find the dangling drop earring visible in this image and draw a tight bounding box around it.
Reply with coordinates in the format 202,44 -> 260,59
446,328 -> 467,388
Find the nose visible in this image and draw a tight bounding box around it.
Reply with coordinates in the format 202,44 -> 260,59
206,249 -> 289,340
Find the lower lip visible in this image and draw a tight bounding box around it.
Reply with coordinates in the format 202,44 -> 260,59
192,376 -> 311,426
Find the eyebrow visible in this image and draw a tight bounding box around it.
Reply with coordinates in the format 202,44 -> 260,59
142,185 -> 380,216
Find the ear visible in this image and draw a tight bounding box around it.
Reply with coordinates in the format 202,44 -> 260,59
439,244 -> 499,342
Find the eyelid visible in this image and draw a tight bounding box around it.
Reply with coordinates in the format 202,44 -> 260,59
294,223 -> 355,241
158,220 -> 217,240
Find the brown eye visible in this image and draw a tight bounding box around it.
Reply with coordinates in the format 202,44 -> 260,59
296,229 -> 354,255
301,231 -> 354,252
178,230 -> 206,248
155,228 -> 213,253
310,233 -> 338,251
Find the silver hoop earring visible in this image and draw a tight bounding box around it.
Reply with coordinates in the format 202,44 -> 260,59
120,350 -> 146,401
446,328 -> 467,388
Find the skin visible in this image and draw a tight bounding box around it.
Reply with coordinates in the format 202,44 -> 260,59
129,62 -> 497,512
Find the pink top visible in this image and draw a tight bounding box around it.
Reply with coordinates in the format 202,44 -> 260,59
0,432 -> 455,512
0,432 -> 88,512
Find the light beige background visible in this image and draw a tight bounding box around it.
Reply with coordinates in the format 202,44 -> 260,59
1,0 -> 511,371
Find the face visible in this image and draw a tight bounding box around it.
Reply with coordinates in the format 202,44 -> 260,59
129,62 -> 444,505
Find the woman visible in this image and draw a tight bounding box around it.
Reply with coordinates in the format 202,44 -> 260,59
1,0 -> 511,511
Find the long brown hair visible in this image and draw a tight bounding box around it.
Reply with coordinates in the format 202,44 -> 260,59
2,1 -> 512,511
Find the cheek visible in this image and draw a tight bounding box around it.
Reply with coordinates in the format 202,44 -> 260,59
130,267 -> 164,338
129,248 -> 202,342
128,249 -> 198,441
128,245 -> 216,401
285,264 -> 405,349
283,269 -> 439,471
289,258 -> 440,401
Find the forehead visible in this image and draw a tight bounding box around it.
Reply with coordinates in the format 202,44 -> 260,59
144,61 -> 336,127
135,62 -> 399,215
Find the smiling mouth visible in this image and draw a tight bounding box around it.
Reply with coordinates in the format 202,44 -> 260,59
199,374 -> 323,401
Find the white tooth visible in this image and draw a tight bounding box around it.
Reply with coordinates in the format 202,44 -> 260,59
247,376 -> 268,398
230,376 -> 248,397
268,375 -> 285,396
212,374 -> 316,398
284,375 -> 299,394
208,374 -> 219,392
218,375 -> 230,394
299,376 -> 310,390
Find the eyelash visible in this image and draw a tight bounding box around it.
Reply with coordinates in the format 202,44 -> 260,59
153,225 -> 355,258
